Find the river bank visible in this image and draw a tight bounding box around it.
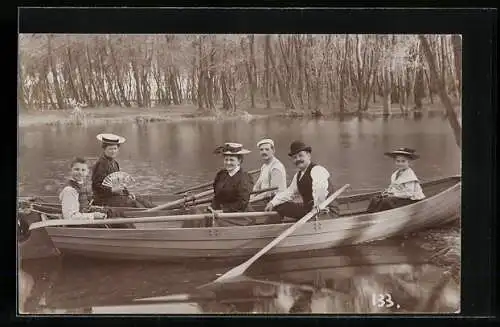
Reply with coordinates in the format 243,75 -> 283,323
18,101 -> 450,128
18,105 -> 274,128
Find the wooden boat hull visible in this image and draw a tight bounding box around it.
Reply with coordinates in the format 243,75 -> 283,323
40,176 -> 461,261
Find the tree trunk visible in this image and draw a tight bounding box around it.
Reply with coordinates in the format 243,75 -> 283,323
163,72 -> 172,105
339,35 -> 349,113
354,34 -> 365,112
439,35 -> 447,92
107,38 -> 130,107
294,35 -> 304,109
65,46 -> 80,103
249,34 -> 257,107
85,43 -> 101,106
419,35 -> 461,148
100,45 -> 119,106
130,51 -> 143,107
197,37 -> 206,111
268,41 -> 295,110
94,45 -> 109,107
47,36 -> 65,109
414,49 -> 425,111
450,35 -> 462,101
382,66 -> 392,116
75,56 -> 92,106
264,35 -> 271,109
220,71 -> 232,111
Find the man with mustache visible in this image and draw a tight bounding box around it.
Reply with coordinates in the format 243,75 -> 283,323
265,141 -> 339,221
250,138 -> 287,203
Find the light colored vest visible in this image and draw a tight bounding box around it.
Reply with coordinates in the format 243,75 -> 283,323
387,167 -> 426,200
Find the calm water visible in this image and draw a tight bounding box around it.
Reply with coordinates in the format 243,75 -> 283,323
18,115 -> 461,314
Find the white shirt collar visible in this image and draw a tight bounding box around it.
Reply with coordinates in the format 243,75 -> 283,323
71,178 -> 85,185
227,165 -> 241,177
263,156 -> 276,167
298,163 -> 312,180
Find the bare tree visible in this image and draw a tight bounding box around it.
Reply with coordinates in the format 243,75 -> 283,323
419,35 -> 461,148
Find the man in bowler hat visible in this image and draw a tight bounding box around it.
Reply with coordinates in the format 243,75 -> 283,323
265,141 -> 339,221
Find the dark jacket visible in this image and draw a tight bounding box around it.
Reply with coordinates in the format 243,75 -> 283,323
211,169 -> 254,212
91,155 -> 122,205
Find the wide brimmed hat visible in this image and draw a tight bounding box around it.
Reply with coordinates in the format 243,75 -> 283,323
257,138 -> 275,148
384,147 -> 420,160
288,140 -> 312,157
96,133 -> 126,145
214,142 -> 251,155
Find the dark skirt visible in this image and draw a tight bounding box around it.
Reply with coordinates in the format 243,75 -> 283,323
366,195 -> 418,213
272,201 -> 340,222
92,195 -> 155,228
94,194 -> 155,209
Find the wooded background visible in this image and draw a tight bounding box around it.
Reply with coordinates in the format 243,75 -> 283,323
18,34 -> 461,115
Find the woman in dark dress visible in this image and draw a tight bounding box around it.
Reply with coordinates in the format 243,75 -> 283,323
91,133 -> 154,209
206,142 -> 254,227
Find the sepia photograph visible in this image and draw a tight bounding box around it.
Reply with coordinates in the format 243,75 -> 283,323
18,33 -> 462,315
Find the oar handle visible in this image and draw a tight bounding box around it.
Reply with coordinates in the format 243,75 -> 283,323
167,186 -> 278,210
145,189 -> 214,212
174,169 -> 261,195
147,186 -> 278,213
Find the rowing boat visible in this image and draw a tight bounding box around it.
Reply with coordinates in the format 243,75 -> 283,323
20,175 -> 460,261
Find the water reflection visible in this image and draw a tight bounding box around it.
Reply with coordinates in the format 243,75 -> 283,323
19,238 -> 460,315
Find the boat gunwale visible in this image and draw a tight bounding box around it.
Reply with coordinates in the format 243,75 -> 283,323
48,194 -> 459,246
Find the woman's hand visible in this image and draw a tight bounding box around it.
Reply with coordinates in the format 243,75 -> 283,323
381,188 -> 394,197
206,206 -> 222,214
111,184 -> 124,194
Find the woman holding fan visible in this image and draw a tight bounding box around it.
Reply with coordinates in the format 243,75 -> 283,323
91,133 -> 154,208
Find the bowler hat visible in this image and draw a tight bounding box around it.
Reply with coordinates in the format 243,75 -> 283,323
288,141 -> 312,157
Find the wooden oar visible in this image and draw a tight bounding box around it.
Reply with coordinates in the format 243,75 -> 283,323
145,183 -> 277,213
145,189 -> 214,213
131,292 -> 275,305
29,211 -> 280,231
199,184 -> 350,287
166,186 -> 278,210
173,169 -> 261,195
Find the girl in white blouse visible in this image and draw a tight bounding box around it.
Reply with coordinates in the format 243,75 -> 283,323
367,148 -> 425,213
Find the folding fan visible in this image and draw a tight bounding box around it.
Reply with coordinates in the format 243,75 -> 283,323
102,172 -> 135,189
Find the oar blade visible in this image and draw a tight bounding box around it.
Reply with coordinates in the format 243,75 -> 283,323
197,272 -> 248,290
212,265 -> 247,284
